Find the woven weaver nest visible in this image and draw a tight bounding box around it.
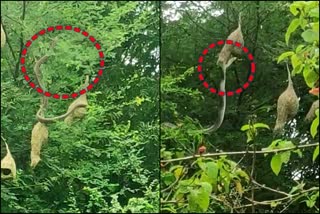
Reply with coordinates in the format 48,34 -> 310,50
1,24 -> 6,48
30,122 -> 49,168
1,143 -> 16,180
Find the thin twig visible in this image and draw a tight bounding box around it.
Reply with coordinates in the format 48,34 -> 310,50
244,187 -> 318,205
183,10 -> 217,36
189,1 -> 227,29
14,1 -> 26,79
252,179 -> 290,197
1,20 -> 17,79
251,142 -> 256,213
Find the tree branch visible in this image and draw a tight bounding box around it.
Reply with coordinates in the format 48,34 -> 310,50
14,1 -> 26,80
244,187 -> 318,205
252,179 -> 290,197
161,143 -> 319,163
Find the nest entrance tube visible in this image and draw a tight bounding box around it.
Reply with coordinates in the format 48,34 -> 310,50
1,143 -> 17,180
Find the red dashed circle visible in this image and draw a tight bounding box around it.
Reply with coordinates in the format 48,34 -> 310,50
197,40 -> 256,96
20,25 -> 105,100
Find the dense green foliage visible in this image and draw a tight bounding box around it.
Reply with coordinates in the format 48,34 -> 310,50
161,1 -> 319,213
1,1 -> 159,213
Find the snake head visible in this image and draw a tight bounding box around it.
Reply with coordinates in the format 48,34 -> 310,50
226,57 -> 237,68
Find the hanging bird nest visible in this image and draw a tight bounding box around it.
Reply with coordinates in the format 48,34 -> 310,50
64,75 -> 89,125
1,24 -> 6,48
217,13 -> 244,66
1,143 -> 16,180
274,64 -> 299,135
305,100 -> 319,122
64,94 -> 88,125
30,122 -> 49,168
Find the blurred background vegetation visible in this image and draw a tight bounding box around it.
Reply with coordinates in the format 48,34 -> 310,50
160,1 -> 319,213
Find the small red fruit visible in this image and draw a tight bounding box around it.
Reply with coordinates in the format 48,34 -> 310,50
198,146 -> 206,154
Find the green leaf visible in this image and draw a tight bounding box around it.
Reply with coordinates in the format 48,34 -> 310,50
271,154 -> 282,176
311,109 -> 319,138
290,2 -> 304,16
236,169 -> 250,182
310,191 -> 319,200
246,131 -> 254,143
293,149 -> 303,158
271,201 -> 280,208
262,139 -> 281,151
311,22 -> 319,33
277,51 -> 295,63
222,178 -> 231,193
289,182 -> 305,194
205,162 -> 218,192
197,190 -> 210,212
306,199 -> 316,208
188,182 -> 212,212
200,182 -> 213,195
291,54 -> 301,69
188,189 -> 200,212
305,1 -> 319,13
311,117 -> 319,138
299,18 -> 308,30
173,166 -> 184,180
301,29 -> 319,43
280,140 -> 295,149
285,19 -> 300,45
253,123 -> 270,130
197,159 -> 206,171
240,124 -> 249,131
169,165 -> 183,172
200,173 -> 211,184
309,8 -> 319,18
292,63 -> 304,75
162,151 -> 173,160
312,146 -> 319,162
295,44 -> 305,53
280,151 -> 291,164
303,65 -> 319,88
265,139 -> 295,151
162,172 -> 176,186
177,179 -> 194,194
